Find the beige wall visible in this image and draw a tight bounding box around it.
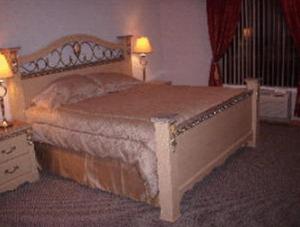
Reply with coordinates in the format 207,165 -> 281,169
158,0 -> 211,86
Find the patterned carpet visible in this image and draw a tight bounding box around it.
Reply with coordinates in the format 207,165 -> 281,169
0,122 -> 300,227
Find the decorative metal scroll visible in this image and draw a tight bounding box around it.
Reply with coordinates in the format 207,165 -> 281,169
174,90 -> 253,137
151,90 -> 253,153
20,40 -> 124,79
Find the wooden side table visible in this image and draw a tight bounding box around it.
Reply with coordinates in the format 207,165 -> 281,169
0,121 -> 39,193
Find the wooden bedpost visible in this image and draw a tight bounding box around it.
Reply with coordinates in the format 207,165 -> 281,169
245,78 -> 260,147
151,114 -> 181,222
117,35 -> 132,55
0,47 -> 26,121
117,35 -> 133,76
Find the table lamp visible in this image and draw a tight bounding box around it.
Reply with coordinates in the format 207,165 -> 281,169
0,53 -> 13,128
133,36 -> 153,82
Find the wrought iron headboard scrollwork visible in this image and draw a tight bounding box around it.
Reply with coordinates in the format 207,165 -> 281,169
19,34 -> 131,79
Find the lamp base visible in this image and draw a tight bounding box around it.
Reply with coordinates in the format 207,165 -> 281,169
0,120 -> 13,129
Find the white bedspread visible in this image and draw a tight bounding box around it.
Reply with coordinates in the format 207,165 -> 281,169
26,84 -> 246,197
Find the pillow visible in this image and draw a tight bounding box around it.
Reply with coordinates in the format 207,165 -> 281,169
85,73 -> 141,93
32,75 -> 105,109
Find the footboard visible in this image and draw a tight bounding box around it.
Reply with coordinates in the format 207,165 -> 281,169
151,79 -> 259,222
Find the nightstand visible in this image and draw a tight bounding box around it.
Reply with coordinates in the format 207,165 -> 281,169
147,80 -> 172,85
0,121 -> 39,193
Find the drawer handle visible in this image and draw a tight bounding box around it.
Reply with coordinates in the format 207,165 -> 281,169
1,146 -> 17,155
4,165 -> 19,174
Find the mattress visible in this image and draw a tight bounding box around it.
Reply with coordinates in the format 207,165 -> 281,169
26,83 -> 247,197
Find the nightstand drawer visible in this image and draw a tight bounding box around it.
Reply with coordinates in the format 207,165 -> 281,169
0,134 -> 30,164
0,153 -> 33,185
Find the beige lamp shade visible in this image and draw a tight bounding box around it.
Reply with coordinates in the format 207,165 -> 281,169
0,53 -> 13,79
133,37 -> 153,54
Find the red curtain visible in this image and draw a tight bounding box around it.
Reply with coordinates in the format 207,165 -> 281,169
280,0 -> 300,117
207,0 -> 242,86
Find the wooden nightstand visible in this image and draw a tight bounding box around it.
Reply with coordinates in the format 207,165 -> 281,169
147,80 -> 172,85
0,121 -> 39,193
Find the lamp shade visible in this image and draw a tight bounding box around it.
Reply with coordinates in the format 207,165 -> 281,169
243,27 -> 253,39
0,53 -> 13,79
133,37 -> 153,54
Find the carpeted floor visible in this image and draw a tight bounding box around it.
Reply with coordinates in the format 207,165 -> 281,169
0,122 -> 300,227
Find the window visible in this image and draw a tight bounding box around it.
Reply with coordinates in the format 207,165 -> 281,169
221,0 -> 299,87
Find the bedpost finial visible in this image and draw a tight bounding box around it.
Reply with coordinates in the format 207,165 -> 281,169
117,35 -> 133,55
245,78 -> 259,89
245,78 -> 260,99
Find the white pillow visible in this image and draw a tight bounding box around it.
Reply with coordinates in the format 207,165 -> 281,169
32,75 -> 105,109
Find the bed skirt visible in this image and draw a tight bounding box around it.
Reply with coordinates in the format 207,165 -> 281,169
34,142 -> 159,206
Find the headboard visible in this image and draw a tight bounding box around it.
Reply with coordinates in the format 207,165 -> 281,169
8,34 -> 132,120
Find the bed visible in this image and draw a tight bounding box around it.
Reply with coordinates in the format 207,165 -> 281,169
9,34 -> 259,222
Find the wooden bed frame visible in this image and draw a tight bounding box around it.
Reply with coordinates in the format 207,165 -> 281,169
6,34 -> 259,222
